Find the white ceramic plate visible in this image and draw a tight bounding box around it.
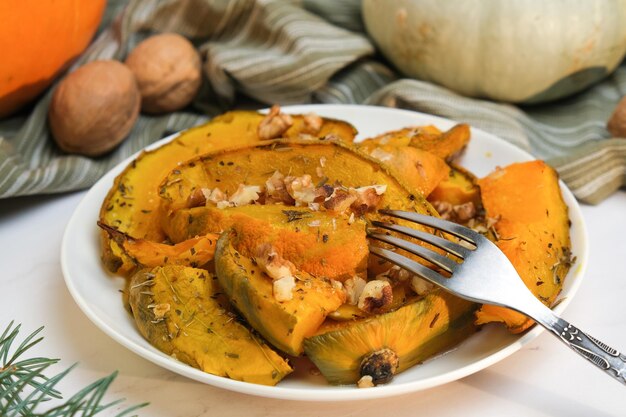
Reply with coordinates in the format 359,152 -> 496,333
61,104 -> 588,401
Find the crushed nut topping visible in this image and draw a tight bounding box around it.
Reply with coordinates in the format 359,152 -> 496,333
285,174 -> 317,205
431,200 -> 477,223
303,112 -> 323,134
186,188 -> 207,208
323,188 -> 357,213
358,280 -> 393,313
410,276 -> 433,295
258,105 -> 293,140
357,375 -> 375,388
254,243 -> 296,281
453,202 -> 476,221
265,171 -> 294,205
350,185 -> 386,216
229,184 -> 261,207
207,187 -> 228,206
377,265 -> 410,283
273,276 -> 296,302
330,279 -> 344,292
343,276 -> 367,305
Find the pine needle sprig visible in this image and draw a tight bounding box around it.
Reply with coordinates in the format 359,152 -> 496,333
0,321 -> 148,417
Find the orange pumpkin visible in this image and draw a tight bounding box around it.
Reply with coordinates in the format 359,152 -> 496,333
0,0 -> 106,118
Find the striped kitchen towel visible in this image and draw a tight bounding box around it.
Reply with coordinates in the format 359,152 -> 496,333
0,0 -> 624,204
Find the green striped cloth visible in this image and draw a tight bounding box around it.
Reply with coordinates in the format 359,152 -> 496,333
1,0 -> 625,204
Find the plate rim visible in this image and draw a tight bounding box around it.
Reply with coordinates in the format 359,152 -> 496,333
61,103 -> 589,401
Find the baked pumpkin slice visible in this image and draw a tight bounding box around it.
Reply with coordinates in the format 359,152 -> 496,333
475,160 -> 573,333
99,108 -> 357,275
215,227 -> 349,357
358,123 -> 470,161
128,265 -> 293,385
303,289 -> 477,385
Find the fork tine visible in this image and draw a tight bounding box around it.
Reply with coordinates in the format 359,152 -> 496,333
379,209 -> 480,244
368,232 -> 458,273
370,220 -> 471,259
369,246 -> 448,288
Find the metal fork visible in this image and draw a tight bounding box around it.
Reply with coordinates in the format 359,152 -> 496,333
369,209 -> 626,385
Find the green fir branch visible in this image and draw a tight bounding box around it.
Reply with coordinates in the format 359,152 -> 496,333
0,321 -> 147,417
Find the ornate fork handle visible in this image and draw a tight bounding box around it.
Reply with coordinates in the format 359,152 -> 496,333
527,301 -> 626,385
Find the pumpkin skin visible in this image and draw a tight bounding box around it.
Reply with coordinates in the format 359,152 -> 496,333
99,110 -> 357,275
0,0 -> 106,117
303,289 -> 477,385
363,0 -> 626,103
215,229 -> 349,356
475,161 -> 572,332
128,266 -> 293,385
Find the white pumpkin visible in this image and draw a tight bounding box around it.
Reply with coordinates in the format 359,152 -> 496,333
362,0 -> 626,103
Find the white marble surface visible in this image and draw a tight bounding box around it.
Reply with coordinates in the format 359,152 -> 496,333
1,189 -> 625,416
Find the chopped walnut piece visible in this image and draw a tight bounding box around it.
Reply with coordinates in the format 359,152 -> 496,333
410,276 -> 434,295
323,188 -> 357,213
206,187 -> 227,204
258,105 -> 293,140
265,171 -> 294,205
229,184 -> 261,207
431,200 -> 477,223
186,188 -> 207,208
330,279 -> 344,292
453,202 -> 476,221
350,185 -> 386,215
313,184 -> 334,203
303,112 -> 323,134
358,280 -> 393,313
343,276 -> 367,305
357,375 -> 375,388
254,243 -> 296,281
377,265 -> 410,283
431,200 -> 453,220
273,276 -> 296,302
153,303 -> 170,319
285,174 -> 317,205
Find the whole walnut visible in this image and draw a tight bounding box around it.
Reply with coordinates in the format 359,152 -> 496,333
125,33 -> 202,114
48,60 -> 140,157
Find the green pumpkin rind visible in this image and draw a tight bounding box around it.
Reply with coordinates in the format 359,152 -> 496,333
214,231 -> 346,356
128,265 -> 293,385
303,290 -> 478,385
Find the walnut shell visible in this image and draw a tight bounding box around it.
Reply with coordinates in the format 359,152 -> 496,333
48,60 -> 140,157
607,95 -> 626,138
125,33 -> 201,114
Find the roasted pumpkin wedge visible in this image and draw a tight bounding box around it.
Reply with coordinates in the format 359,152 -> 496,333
158,139 -> 437,216
358,123 -> 470,161
303,289 -> 477,385
475,160 -> 572,333
99,110 -> 357,275
215,229 -> 347,356
356,143 -> 450,196
128,265 -> 293,385
428,164 -> 481,208
98,221 -> 218,273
